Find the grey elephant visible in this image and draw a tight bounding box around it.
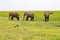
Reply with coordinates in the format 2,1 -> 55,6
44,11 -> 53,22
9,12 -> 19,21
23,11 -> 34,21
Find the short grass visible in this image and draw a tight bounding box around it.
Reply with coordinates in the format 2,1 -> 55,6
0,11 -> 60,40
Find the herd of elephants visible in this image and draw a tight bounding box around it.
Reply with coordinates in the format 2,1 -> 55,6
9,11 -> 53,22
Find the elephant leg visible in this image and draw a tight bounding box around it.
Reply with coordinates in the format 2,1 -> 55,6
44,15 -> 47,22
16,17 -> 19,21
47,16 -> 49,21
31,17 -> 34,21
45,17 -> 47,22
45,16 -> 49,22
11,17 -> 13,20
26,16 -> 29,21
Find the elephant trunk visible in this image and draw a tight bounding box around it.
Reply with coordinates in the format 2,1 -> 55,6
9,13 -> 11,20
23,14 -> 25,20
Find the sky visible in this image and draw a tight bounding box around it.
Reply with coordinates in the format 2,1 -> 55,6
0,0 -> 60,11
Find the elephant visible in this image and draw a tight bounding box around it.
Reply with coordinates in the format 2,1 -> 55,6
9,12 -> 19,21
23,11 -> 34,21
44,11 -> 53,22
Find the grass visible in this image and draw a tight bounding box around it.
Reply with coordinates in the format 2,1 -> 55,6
0,11 -> 60,40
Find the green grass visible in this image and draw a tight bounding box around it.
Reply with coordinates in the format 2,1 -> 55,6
0,11 -> 60,40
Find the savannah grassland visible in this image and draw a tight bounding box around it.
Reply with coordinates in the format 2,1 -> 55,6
0,11 -> 60,40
